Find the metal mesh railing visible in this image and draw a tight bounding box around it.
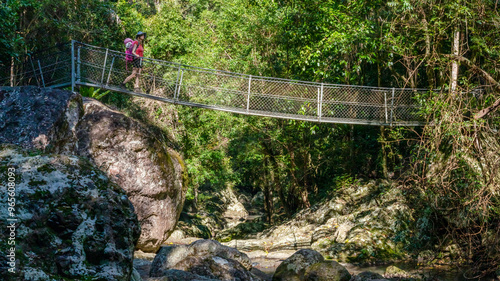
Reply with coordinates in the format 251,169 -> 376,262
0,43 -> 72,88
0,41 -> 427,126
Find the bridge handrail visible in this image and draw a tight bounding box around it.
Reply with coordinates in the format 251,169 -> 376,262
73,41 -> 428,91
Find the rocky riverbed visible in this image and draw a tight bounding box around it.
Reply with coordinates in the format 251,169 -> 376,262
133,244 -> 498,281
171,178 -> 415,263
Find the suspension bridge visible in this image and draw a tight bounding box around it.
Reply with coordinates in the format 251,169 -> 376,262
1,41 -> 427,126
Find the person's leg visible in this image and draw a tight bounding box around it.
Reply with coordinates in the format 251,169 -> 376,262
134,68 -> 142,90
123,68 -> 138,85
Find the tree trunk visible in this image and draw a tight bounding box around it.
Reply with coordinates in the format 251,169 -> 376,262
10,57 -> 15,87
446,54 -> 500,119
300,188 -> 310,208
263,158 -> 274,224
450,27 -> 460,95
349,125 -> 355,174
380,126 -> 388,178
422,17 -> 435,88
263,184 -> 273,223
378,63 -> 388,178
193,186 -> 199,212
377,62 -> 381,89
271,156 -> 292,217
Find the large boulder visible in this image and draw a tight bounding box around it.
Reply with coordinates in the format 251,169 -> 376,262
75,98 -> 187,252
0,146 -> 140,280
221,187 -> 249,227
272,249 -> 351,281
384,265 -> 411,278
0,87 -> 187,253
303,261 -> 351,281
0,86 -> 82,153
150,239 -> 261,281
272,249 -> 325,281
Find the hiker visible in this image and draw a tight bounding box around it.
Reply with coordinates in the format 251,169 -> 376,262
121,31 -> 146,92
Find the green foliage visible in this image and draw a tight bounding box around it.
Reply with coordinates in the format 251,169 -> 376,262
333,174 -> 358,190
79,85 -> 133,109
143,1 -> 498,271
179,108 -> 242,192
0,1 -> 25,65
0,0 -> 150,65
145,2 -> 195,61
403,88 -> 500,275
79,86 -> 110,100
115,0 -> 146,43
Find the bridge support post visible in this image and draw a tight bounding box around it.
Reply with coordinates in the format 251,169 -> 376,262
174,65 -> 181,100
37,60 -> 46,88
77,46 -> 81,83
175,68 -> 184,101
71,40 -> 75,92
390,88 -> 395,126
318,83 -> 323,122
29,55 -> 40,87
100,49 -> 109,85
106,57 -> 115,86
246,75 -> 252,113
384,91 -> 388,124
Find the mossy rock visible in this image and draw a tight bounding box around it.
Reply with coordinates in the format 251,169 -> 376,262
0,147 -> 140,280
304,261 -> 352,281
385,265 -> 408,277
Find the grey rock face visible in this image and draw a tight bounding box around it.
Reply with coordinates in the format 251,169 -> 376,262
75,98 -> 187,252
224,180 -> 410,263
150,239 -> 261,281
0,147 -> 140,280
0,86 -> 82,152
221,187 -> 249,228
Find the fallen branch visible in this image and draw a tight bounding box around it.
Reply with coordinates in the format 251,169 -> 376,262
474,98 -> 500,120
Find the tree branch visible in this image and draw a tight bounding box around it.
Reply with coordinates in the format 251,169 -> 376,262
450,55 -> 500,119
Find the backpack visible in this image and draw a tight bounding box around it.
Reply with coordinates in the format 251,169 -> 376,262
124,38 -> 135,61
124,38 -> 135,71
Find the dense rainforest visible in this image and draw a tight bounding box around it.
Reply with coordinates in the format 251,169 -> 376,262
1,0 -> 499,277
